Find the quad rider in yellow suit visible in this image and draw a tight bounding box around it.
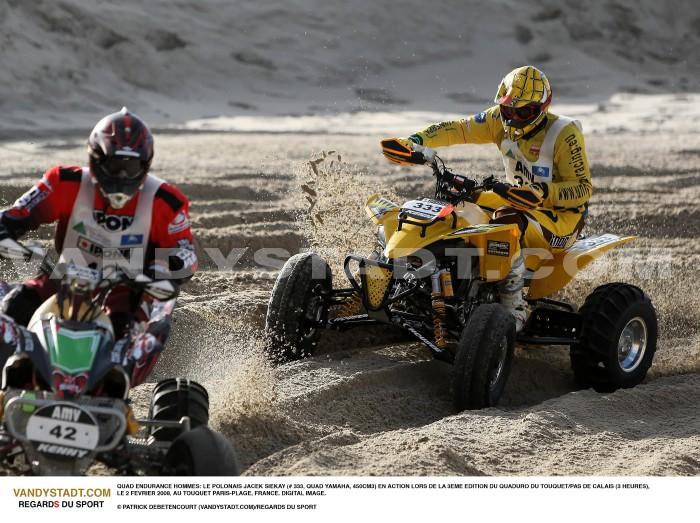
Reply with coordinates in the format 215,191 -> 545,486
382,65 -> 592,330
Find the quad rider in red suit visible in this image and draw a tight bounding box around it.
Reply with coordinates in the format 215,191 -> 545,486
0,108 -> 197,385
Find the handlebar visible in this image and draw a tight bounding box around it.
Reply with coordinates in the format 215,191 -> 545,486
427,155 -> 496,205
0,237 -> 178,301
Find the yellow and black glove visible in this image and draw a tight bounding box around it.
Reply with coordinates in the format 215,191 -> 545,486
490,180 -> 547,211
381,138 -> 436,165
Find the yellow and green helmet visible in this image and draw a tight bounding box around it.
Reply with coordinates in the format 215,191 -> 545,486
494,65 -> 552,141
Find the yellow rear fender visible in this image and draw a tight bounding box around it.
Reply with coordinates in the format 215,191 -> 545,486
528,234 -> 637,299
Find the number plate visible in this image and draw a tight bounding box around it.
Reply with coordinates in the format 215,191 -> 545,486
401,198 -> 452,220
26,403 -> 99,451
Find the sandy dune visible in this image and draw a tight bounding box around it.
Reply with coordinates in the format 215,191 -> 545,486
1,0 -> 699,135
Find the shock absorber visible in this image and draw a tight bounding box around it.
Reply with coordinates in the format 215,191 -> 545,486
440,269 -> 454,298
431,271 -> 447,348
338,291 -> 362,317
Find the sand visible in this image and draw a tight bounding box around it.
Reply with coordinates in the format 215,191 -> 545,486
4,123 -> 698,475
0,0 -> 698,476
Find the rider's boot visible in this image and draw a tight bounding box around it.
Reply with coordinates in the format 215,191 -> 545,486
499,252 -> 530,332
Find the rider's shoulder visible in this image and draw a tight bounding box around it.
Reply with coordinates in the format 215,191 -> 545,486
476,105 -> 501,121
547,113 -> 583,136
153,180 -> 189,213
42,165 -> 83,186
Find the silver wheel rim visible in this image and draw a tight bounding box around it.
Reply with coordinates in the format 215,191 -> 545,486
618,317 -> 647,372
490,337 -> 508,387
301,295 -> 325,341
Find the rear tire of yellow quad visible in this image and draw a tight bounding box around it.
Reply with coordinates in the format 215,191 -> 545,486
452,303 -> 516,411
264,253 -> 332,364
571,283 -> 657,393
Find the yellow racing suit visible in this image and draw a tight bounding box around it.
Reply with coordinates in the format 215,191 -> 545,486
409,105 -> 592,268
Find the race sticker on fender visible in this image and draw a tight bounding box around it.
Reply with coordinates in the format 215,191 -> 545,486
487,240 -> 510,257
402,198 -> 448,220
367,195 -> 399,219
168,210 -> 191,234
26,403 -> 99,455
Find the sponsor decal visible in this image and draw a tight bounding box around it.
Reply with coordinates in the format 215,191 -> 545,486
14,186 -> 49,211
103,247 -> 133,261
167,210 -> 190,234
73,221 -> 110,245
20,326 -> 34,352
77,236 -> 98,254
423,121 -> 453,136
35,443 -> 89,459
52,371 -> 89,397
0,317 -> 18,346
120,234 -> 143,246
564,133 -> 587,177
532,165 -> 551,178
112,338 -> 128,364
548,233 -> 572,249
514,161 -> 535,184
575,234 -> 619,250
474,111 -> 487,123
77,236 -> 133,261
173,247 -> 198,268
448,224 -> 503,236
408,134 -> 423,145
93,210 -> 134,232
26,403 -> 99,456
177,238 -> 195,250
487,240 -> 510,257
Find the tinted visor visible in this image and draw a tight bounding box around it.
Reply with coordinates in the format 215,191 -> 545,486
101,155 -> 146,180
500,103 -> 542,122
91,154 -> 147,198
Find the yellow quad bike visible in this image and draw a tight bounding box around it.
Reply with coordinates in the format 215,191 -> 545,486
265,157 -> 658,410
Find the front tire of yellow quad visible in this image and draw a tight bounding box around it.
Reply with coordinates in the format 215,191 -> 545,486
452,303 -> 516,410
571,283 -> 657,393
265,252 -> 332,364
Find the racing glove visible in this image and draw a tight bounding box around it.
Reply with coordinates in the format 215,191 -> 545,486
381,138 -> 436,165
490,181 -> 546,211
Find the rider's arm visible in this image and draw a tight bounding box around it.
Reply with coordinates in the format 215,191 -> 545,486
0,166 -> 80,238
408,106 -> 502,147
545,123 -> 593,209
148,183 -> 198,283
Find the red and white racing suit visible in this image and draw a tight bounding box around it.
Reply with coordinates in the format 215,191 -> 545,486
0,165 -> 197,338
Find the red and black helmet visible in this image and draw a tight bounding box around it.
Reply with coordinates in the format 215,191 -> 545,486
88,107 -> 154,208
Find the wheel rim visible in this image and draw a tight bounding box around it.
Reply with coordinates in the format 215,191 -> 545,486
489,337 -> 508,387
618,317 -> 647,372
300,293 -> 325,342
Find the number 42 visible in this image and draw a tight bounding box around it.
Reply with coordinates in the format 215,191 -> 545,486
49,424 -> 77,440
